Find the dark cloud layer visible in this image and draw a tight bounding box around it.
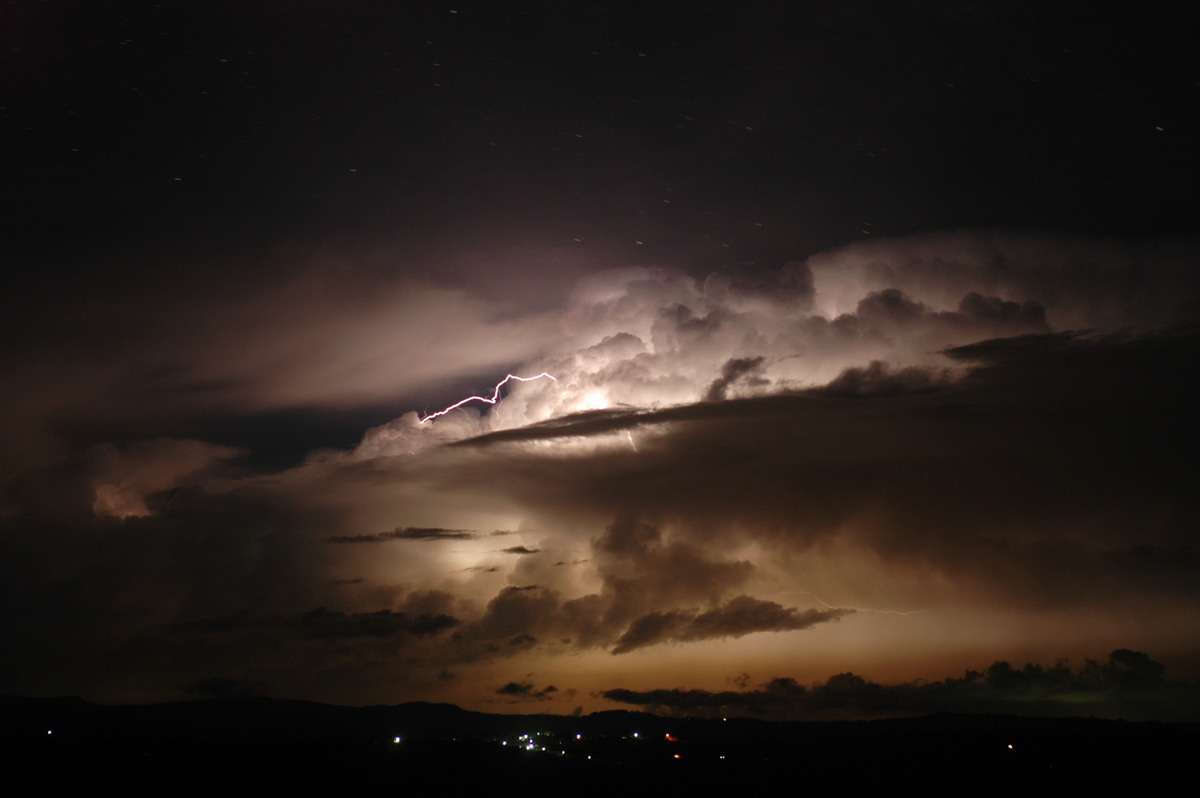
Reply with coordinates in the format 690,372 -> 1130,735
168,605 -> 460,642
444,327 -> 1200,612
601,650 -> 1200,722
612,597 -> 852,655
495,681 -> 558,701
324,527 -> 478,544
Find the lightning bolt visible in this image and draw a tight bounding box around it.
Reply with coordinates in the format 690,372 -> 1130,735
419,372 -> 557,423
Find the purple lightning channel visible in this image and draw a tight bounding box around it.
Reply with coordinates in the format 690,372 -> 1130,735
419,372 -> 558,423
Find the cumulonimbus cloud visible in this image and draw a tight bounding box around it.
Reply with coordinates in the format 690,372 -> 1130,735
1,232 -> 1197,709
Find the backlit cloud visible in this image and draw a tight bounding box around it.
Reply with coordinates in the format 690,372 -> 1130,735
1,232 -> 1197,716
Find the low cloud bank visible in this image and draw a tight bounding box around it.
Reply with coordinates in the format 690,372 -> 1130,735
602,650 -> 1200,721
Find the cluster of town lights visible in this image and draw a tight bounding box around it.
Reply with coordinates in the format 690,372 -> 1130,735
496,729 -> 647,759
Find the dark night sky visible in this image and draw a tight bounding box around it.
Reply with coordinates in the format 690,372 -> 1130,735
2,1 -> 1198,718
9,2 -> 1196,262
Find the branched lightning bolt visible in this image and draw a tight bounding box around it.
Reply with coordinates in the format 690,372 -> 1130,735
419,372 -> 557,423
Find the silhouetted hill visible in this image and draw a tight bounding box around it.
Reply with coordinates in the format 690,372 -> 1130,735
2,696 -> 1194,793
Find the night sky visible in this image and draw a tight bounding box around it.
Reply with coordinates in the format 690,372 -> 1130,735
3,1 -> 1199,720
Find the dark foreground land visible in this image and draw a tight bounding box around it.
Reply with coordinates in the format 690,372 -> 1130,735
3,696 -> 1195,793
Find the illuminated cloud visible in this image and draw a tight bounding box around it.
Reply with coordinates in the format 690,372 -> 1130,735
0,232 -> 1196,714
6,1 -> 1197,723
346,232 -> 1198,458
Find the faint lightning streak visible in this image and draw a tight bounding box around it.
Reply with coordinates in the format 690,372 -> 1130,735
419,372 -> 557,423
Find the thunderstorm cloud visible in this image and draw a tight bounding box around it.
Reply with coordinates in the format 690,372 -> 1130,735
7,2 -> 1198,723
2,231 -> 1197,715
